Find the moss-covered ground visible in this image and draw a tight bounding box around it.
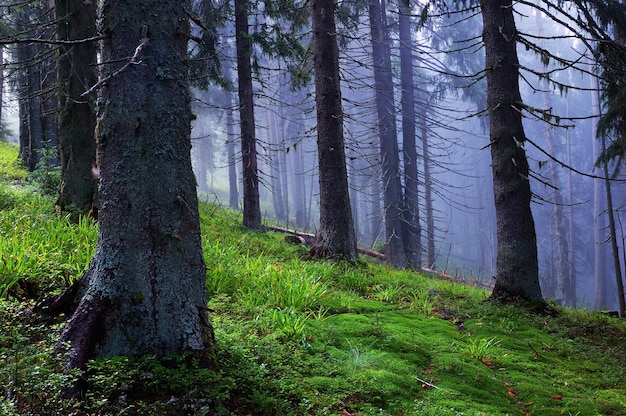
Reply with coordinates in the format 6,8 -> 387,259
1,143 -> 626,415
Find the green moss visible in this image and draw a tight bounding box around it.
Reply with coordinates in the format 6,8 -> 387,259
2,142 -> 626,415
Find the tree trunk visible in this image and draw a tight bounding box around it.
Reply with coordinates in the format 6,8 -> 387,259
14,7 -> 44,171
481,0 -> 543,303
16,36 -> 30,164
279,104 -> 290,222
601,135 -> 626,316
591,77 -> 609,309
291,144 -> 308,229
267,110 -> 286,222
26,47 -> 44,171
226,100 -> 239,210
399,4 -> 421,269
55,0 -> 99,216
348,148 -> 362,242
542,81 -> 572,307
369,0 -> 406,268
235,0 -> 262,230
57,0 -> 215,374
40,5 -> 58,158
310,0 -> 358,259
418,96 -> 435,267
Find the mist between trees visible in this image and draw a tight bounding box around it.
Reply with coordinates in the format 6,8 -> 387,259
3,0 -> 626,312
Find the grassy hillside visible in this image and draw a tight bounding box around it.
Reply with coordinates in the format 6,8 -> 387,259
1,142 -> 626,415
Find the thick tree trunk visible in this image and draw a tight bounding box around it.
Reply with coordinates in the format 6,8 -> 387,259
481,0 -> 543,303
55,0 -> 99,216
369,0 -> 406,268
58,0 -> 215,373
310,0 -> 358,259
235,0 -> 262,230
399,5 -> 421,269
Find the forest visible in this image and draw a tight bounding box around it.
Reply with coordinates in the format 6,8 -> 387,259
1,0 -> 626,414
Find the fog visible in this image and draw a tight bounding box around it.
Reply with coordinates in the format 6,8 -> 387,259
181,1 -> 626,311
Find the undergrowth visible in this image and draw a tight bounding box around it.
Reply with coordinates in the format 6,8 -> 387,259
1,143 -> 626,415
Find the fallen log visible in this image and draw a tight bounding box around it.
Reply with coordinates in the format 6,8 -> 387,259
265,224 -> 386,261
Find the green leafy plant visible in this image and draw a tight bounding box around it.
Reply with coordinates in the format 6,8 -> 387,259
464,336 -> 502,361
27,144 -> 61,196
267,307 -> 309,340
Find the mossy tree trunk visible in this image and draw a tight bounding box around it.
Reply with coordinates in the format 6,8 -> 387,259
310,0 -> 358,260
58,0 -> 215,375
481,0 -> 543,303
55,0 -> 99,216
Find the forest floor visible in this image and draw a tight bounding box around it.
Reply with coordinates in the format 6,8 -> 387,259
1,141 -> 626,415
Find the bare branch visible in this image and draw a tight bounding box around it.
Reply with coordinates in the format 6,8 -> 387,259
0,34 -> 105,45
81,34 -> 149,97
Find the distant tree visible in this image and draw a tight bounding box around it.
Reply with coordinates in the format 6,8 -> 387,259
369,0 -> 406,268
235,0 -> 262,230
266,105 -> 287,222
481,0 -> 543,303
51,0 -> 215,387
399,2 -> 421,269
591,74 -> 610,309
8,2 -> 58,171
418,94 -> 435,267
600,129 -> 625,316
310,0 -> 358,259
55,0 -> 99,216
226,98 -> 239,210
14,5 -> 44,171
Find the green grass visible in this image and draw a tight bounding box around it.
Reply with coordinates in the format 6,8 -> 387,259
1,143 -> 626,415
0,143 -> 27,182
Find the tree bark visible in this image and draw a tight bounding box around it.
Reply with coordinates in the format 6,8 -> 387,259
40,5 -> 58,159
591,75 -> 609,309
235,0 -> 262,230
310,0 -> 358,259
267,110 -> 286,222
55,0 -> 99,216
481,0 -> 543,303
419,97 -> 435,268
399,4 -> 421,269
601,134 -> 626,316
58,0 -> 215,374
542,80 -> 573,307
369,0 -> 406,268
226,101 -> 239,210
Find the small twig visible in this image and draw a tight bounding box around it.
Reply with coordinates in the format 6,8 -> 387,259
81,30 -> 149,97
528,341 -> 543,359
416,377 -> 442,390
416,377 -> 462,396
